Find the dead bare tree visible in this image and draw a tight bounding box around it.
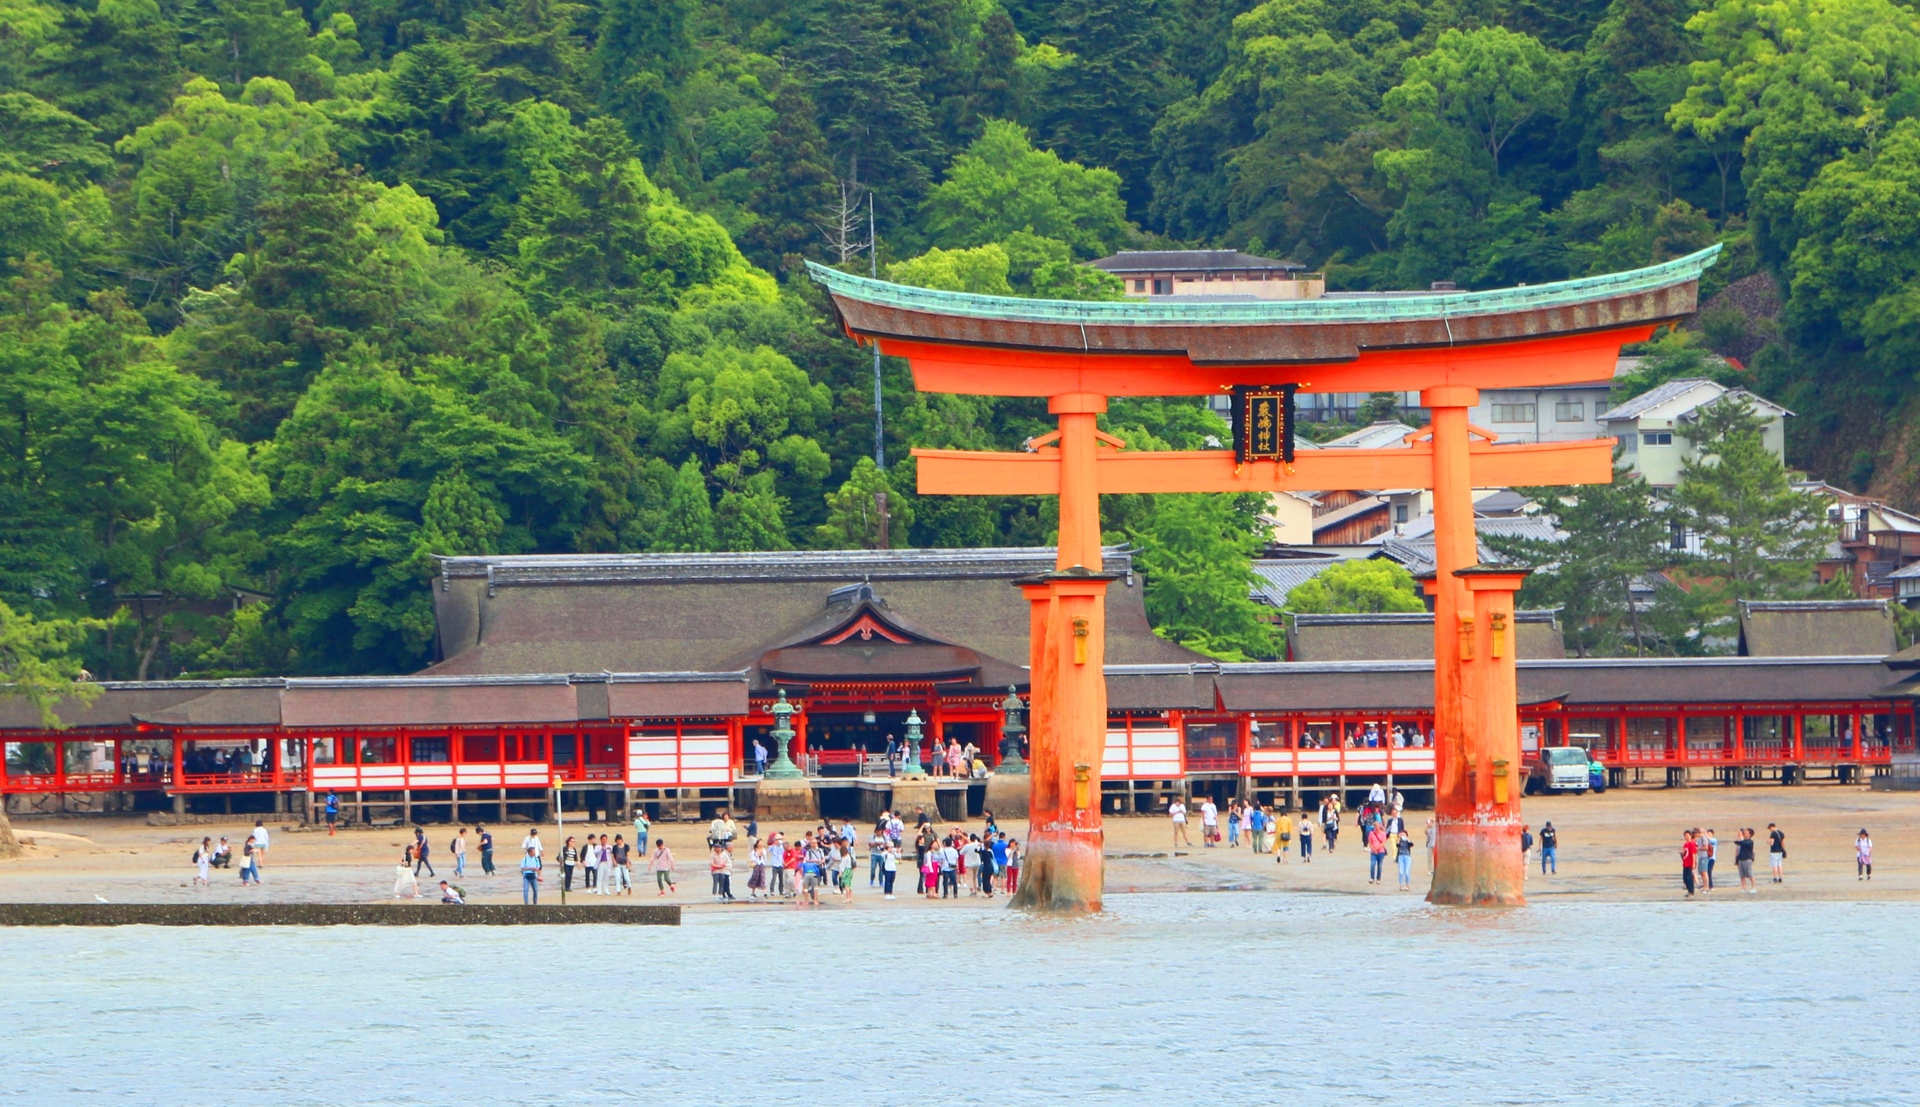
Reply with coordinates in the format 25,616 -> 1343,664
817,176 -> 871,265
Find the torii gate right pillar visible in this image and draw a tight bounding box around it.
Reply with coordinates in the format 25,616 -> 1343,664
1423,386 -> 1526,905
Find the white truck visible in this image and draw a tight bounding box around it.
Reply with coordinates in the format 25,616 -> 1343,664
1526,746 -> 1592,795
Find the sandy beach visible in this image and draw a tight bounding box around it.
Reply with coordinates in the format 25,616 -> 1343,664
1,783 -> 1913,908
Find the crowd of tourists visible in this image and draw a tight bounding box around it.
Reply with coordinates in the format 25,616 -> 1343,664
695,805 -> 1021,906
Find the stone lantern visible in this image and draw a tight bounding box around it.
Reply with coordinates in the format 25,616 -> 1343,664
765,689 -> 803,779
898,708 -> 928,778
997,686 -> 1028,774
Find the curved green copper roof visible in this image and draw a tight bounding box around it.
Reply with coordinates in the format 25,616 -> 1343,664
807,244 -> 1719,326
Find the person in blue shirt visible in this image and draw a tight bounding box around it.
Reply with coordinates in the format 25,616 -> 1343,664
478,826 -> 496,876
990,833 -> 1010,874
324,791 -> 339,836
519,847 -> 542,904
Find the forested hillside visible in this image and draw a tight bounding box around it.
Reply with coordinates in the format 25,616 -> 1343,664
0,0 -> 1916,679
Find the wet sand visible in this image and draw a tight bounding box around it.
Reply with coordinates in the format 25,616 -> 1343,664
1,783 -> 1913,908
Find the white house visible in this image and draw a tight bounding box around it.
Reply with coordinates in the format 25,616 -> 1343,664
1601,379 -> 1791,487
1467,381 -> 1618,443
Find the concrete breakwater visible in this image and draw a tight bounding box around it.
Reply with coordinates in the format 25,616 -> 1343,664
0,902 -> 680,926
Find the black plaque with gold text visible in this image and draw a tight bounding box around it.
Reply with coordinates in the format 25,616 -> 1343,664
1232,385 -> 1296,464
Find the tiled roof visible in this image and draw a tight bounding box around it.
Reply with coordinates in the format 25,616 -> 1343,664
1602,378 -> 1716,421
1319,422 -> 1417,449
1249,550 -> 1377,607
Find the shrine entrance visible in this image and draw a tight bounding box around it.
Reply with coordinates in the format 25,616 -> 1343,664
812,247 -> 1721,911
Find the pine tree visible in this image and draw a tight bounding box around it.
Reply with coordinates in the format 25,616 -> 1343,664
1040,0 -> 1175,218
1670,397 -> 1837,640
742,79 -> 837,276
655,457 -> 717,551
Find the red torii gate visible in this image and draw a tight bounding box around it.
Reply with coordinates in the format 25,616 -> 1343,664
812,247 -> 1720,910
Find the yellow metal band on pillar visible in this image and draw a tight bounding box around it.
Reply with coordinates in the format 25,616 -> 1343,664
1457,615 -> 1474,661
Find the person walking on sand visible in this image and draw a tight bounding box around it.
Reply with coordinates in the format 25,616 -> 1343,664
1200,798 -> 1220,846
1395,831 -> 1414,891
1703,828 -> 1718,891
395,848 -> 421,898
519,846 -> 541,904
1169,798 -> 1192,846
1299,814 -> 1314,862
452,828 -> 468,878
1275,808 -> 1292,863
561,836 -> 578,893
324,791 -> 339,836
478,826 -> 495,876
1322,799 -> 1340,853
1539,822 -> 1557,875
1735,828 -> 1757,893
412,828 -> 434,878
1366,823 -> 1388,885
651,840 -> 676,895
1680,830 -> 1698,898
1768,823 -> 1786,883
1692,827 -> 1709,893
1005,838 -> 1022,895
632,808 -> 650,856
193,837 -> 213,885
882,841 -> 899,898
1519,824 -> 1533,877
1857,829 -> 1873,880
710,843 -> 734,901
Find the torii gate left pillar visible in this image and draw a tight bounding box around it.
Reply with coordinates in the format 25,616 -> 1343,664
1008,393 -> 1114,912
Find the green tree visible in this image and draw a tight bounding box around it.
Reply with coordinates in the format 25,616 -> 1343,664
0,93 -> 113,186
262,344 -> 591,672
655,456 -> 716,550
922,121 -> 1132,258
887,244 -> 1014,293
715,469 -> 792,550
1670,0 -> 1920,266
355,41 -> 510,252
462,0 -> 591,111
0,600 -> 101,726
1041,0 -> 1175,217
114,77 -> 337,326
1130,492 -> 1278,661
1785,118 -> 1920,375
816,455 -> 912,548
1283,558 -> 1425,614
1490,465 -> 1677,656
740,79 -> 837,276
166,152 -> 440,438
1669,396 -> 1837,641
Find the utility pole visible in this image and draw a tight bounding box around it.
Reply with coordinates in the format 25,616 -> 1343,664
870,193 -> 884,469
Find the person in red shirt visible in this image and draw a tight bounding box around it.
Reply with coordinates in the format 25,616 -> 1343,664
1680,830 -> 1698,898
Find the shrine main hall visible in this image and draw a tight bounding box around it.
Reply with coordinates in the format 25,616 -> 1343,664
2,546 -> 1914,822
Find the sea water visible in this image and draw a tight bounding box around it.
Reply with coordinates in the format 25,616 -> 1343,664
3,893 -> 1913,1106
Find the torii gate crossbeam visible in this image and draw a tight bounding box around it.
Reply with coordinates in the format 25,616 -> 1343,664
810,246 -> 1720,912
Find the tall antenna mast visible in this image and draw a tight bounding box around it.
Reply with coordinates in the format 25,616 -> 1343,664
870,192 -> 884,468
